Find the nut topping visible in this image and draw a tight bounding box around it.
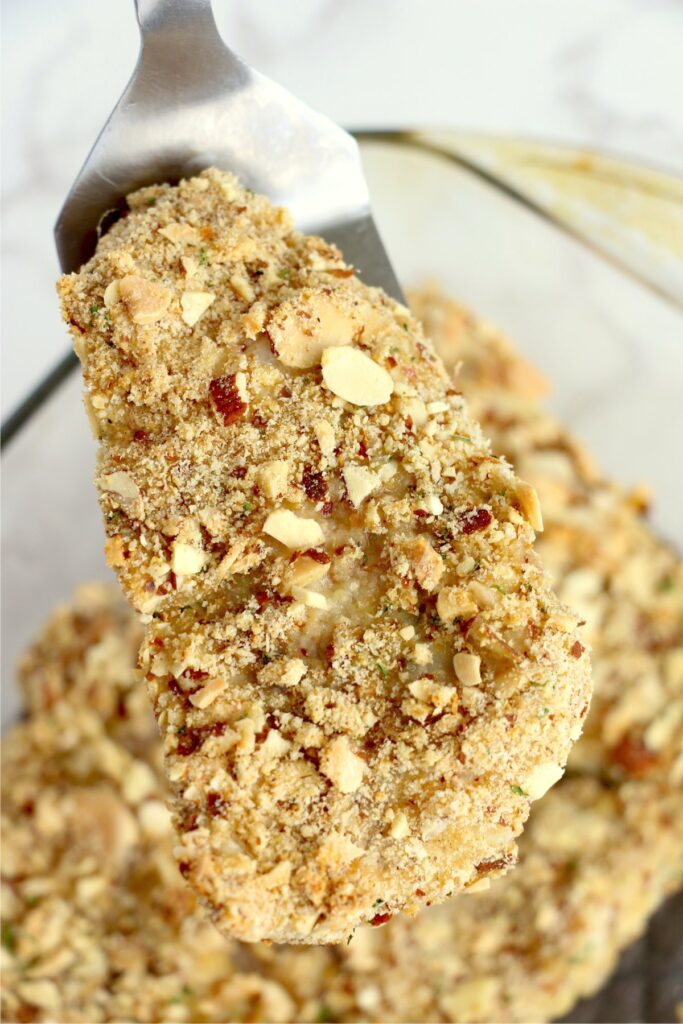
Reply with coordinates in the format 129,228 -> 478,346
100,471 -> 140,502
453,652 -> 482,687
257,460 -> 290,500
406,536 -> 444,591
171,542 -> 207,576
268,292 -> 356,368
118,275 -> 171,325
321,347 -> 394,406
159,222 -> 201,245
320,736 -> 365,793
180,290 -> 215,327
523,762 -> 564,800
189,677 -> 227,709
343,466 -> 381,507
263,509 -> 324,549
515,480 -> 544,532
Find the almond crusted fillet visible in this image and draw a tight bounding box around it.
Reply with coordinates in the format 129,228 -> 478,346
58,170 -> 590,944
415,286 -> 683,791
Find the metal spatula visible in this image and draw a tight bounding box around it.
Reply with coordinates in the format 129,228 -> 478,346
54,0 -> 403,302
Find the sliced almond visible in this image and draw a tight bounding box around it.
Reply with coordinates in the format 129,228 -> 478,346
181,255 -> 198,278
343,466 -> 381,507
291,585 -> 328,610
436,586 -> 478,623
263,509 -> 324,549
418,494 -> 443,516
468,580 -> 498,608
100,471 -> 140,501
285,556 -> 330,590
118,275 -> 171,325
426,400 -> 449,414
396,396 -> 428,427
257,459 -> 290,500
181,290 -> 215,327
406,536 -> 444,592
399,625 -> 415,641
189,677 -> 227,709
453,652 -> 482,687
171,541 -> 207,576
228,272 -> 254,304
103,280 -> 120,308
320,736 -> 365,793
466,877 -> 491,892
159,222 -> 201,245
259,657 -> 307,689
268,292 -> 356,369
313,419 -> 336,457
408,678 -> 457,709
389,811 -> 410,838
216,538 -> 265,579
281,658 -> 308,688
321,347 -> 394,406
523,762 -> 564,800
317,835 -> 365,871
515,480 -> 544,532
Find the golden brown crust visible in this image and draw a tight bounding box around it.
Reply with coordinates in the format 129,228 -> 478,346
58,171 -> 590,943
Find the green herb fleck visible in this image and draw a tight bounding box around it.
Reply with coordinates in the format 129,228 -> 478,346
316,1005 -> 334,1023
1,922 -> 15,952
170,984 -> 193,1003
243,502 -> 254,513
89,303 -> 100,316
177,726 -> 187,735
491,584 -> 507,596
277,268 -> 291,279
453,434 -> 474,444
538,707 -> 550,719
402,322 -> 408,331
510,784 -> 528,797
372,898 -> 384,908
376,663 -> 388,678
658,576 -> 675,592
146,197 -> 157,206
198,248 -> 209,266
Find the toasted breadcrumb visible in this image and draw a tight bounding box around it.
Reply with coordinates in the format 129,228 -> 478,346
58,171 -> 590,943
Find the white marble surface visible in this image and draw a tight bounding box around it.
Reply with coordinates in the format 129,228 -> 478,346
2,0 -> 683,417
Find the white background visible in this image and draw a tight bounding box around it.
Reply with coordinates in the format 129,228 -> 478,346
2,0 -> 683,418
